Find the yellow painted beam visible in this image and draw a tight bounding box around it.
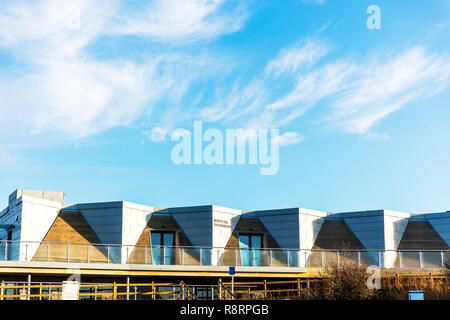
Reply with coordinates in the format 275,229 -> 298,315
0,265 -> 442,279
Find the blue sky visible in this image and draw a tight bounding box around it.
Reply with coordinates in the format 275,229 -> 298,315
0,0 -> 449,213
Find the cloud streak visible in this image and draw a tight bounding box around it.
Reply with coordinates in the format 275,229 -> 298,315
0,1 -> 449,150
0,0 -> 251,145
207,39 -> 450,137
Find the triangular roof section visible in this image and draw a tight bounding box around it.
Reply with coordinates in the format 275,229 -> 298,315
32,210 -> 108,263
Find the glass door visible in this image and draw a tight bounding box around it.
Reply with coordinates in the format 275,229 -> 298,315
238,234 -> 263,266
151,231 -> 175,265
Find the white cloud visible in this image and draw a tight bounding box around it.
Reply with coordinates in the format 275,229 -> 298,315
0,0 -> 250,145
0,1 -> 448,149
273,132 -> 304,146
111,0 -> 250,43
328,47 -> 450,133
232,42 -> 450,135
143,126 -> 169,143
171,128 -> 191,140
264,39 -> 329,77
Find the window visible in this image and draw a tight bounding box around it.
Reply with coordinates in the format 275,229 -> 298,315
150,231 -> 176,265
238,233 -> 264,266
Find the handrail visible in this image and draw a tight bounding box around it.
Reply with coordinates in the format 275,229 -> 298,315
1,239 -> 448,252
180,281 -> 198,300
218,279 -> 236,300
0,281 -> 198,300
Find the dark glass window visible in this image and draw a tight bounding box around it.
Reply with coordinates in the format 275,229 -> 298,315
238,233 -> 264,266
150,231 -> 176,265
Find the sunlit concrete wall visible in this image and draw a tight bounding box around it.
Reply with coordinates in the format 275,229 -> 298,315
0,189 -> 64,261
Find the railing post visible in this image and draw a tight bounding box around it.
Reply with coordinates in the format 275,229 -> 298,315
304,250 -> 308,268
152,281 -> 155,300
398,251 -> 402,269
107,246 -> 110,264
4,241 -> 7,261
235,248 -> 238,266
321,251 -> 324,268
145,247 -> 148,265
180,282 -> 184,300
200,248 -> 202,266
218,279 -> 222,300
252,249 -> 255,266
47,244 -> 49,262
113,282 -> 116,300
357,251 -> 361,267
181,247 -> 184,265
163,246 -> 166,265
378,251 -> 382,268
264,280 -> 267,299
126,246 -> 129,264
87,245 -> 90,263
67,245 -> 70,263
337,251 -> 340,266
287,250 -> 290,267
419,251 -> 423,269
269,250 -> 272,267
39,283 -> 42,301
440,251 -> 444,268
25,243 -> 28,262
126,277 -> 130,301
0,280 -> 4,300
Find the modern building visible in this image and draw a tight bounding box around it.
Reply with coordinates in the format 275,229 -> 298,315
0,189 -> 449,299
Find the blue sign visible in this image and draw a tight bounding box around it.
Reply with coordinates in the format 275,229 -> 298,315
409,290 -> 424,300
229,266 -> 235,275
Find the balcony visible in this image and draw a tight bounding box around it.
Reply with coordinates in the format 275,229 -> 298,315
0,240 -> 448,269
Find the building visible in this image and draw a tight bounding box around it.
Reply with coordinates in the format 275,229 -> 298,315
0,189 -> 449,300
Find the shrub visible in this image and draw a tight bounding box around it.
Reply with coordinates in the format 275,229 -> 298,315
311,262 -> 375,300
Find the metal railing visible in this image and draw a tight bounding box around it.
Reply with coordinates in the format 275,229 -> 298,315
0,240 -> 448,269
0,280 -> 199,300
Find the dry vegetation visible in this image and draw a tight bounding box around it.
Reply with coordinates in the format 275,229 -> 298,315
306,260 -> 450,300
309,262 -> 375,300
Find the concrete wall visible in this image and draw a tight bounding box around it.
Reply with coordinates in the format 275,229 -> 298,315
121,201 -> 153,263
1,190 -> 64,261
20,196 -> 64,261
10,189 -> 65,204
298,208 -> 327,267
383,210 -> 410,267
212,205 -> 241,265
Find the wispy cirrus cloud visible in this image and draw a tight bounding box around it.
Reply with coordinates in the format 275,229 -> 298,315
273,132 -> 304,146
1,0 -> 449,151
203,39 -> 450,140
112,0 -> 250,43
328,47 -> 450,133
0,0 -> 251,145
264,39 -> 330,77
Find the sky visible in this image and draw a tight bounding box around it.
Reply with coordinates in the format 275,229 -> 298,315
0,0 -> 449,214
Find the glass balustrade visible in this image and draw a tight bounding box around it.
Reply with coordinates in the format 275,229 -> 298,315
0,240 -> 447,270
